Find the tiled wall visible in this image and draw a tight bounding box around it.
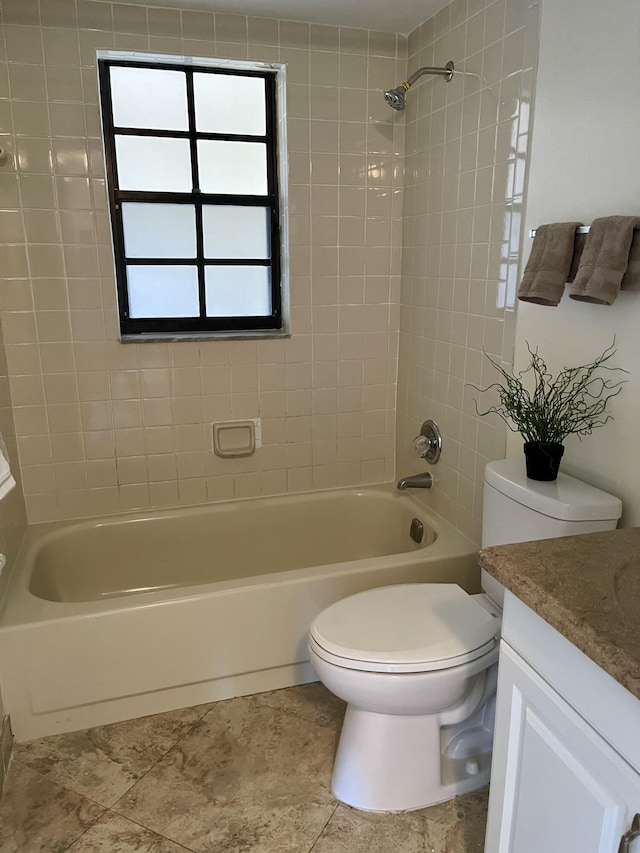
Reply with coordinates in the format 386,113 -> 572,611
0,0 -> 404,523
396,0 -> 539,543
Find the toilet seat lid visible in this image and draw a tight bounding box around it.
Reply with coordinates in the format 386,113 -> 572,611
309,584 -> 500,673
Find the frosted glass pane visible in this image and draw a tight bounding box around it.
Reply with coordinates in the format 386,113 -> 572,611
127,265 -> 199,318
197,140 -> 267,195
115,136 -> 192,192
202,206 -> 270,259
205,266 -> 271,316
194,73 -> 266,135
110,66 -> 188,131
122,203 -> 196,258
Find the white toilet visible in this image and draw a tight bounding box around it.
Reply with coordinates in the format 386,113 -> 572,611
308,459 -> 622,812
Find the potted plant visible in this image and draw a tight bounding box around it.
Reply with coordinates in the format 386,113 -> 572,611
471,342 -> 627,481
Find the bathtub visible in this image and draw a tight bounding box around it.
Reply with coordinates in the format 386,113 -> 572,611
0,485 -> 478,741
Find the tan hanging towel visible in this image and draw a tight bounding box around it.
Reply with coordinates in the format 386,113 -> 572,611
518,222 -> 583,306
569,215 -> 640,304
621,229 -> 640,291
567,231 -> 588,282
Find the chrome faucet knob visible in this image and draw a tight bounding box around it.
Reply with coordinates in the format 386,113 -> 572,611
412,435 -> 430,456
412,420 -> 442,464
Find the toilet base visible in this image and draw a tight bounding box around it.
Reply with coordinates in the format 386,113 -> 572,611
331,704 -> 493,812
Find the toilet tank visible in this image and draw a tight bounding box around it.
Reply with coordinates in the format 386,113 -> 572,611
482,459 -> 622,548
481,459 -> 622,609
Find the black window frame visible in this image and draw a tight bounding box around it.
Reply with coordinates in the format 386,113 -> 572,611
98,57 -> 283,339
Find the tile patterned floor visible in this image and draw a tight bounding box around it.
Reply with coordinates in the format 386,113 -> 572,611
0,684 -> 488,852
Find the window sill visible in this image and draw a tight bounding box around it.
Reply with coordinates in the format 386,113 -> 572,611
120,328 -> 291,344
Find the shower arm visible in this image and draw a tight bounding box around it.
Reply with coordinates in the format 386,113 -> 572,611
384,60 -> 454,111
405,60 -> 455,89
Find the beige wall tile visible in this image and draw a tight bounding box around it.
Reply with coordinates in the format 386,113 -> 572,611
147,7 -> 180,38
42,28 -> 80,66
214,13 -> 247,43
1,5 -> 404,523
396,0 -> 538,542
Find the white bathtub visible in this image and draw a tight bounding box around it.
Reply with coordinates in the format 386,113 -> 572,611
0,485 -> 478,741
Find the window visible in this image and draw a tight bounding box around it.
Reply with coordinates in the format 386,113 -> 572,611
98,56 -> 287,340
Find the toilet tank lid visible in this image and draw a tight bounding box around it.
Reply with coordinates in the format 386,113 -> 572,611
485,459 -> 622,522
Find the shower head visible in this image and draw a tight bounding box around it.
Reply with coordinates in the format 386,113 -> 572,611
384,84 -> 409,111
384,60 -> 455,111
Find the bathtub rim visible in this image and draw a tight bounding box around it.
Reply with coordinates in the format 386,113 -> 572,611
0,483 -> 477,630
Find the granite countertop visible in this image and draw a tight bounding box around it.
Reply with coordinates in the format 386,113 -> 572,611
478,527 -> 640,701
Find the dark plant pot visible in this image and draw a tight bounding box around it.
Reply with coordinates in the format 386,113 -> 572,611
523,442 -> 565,481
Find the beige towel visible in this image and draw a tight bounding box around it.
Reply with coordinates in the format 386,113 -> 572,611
567,231 -> 587,282
554,227 -> 640,289
518,222 -> 583,306
569,216 -> 640,304
621,229 -> 640,291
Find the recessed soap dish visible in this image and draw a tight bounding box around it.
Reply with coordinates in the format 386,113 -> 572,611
213,420 -> 258,458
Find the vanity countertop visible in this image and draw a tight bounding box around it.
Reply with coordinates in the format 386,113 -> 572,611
478,527 -> 640,701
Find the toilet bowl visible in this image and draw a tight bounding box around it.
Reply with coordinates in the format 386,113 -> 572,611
309,460 -> 622,812
308,583 -> 500,811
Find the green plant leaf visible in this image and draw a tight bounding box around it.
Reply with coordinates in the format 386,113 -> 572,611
467,340 -> 627,444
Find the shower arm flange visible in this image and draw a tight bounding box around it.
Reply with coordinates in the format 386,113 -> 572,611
405,60 -> 455,88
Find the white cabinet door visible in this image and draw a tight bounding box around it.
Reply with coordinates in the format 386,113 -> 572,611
485,641 -> 640,853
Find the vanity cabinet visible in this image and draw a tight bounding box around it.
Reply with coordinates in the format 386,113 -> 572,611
485,593 -> 640,853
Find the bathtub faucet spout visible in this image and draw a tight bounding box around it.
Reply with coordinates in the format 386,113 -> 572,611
396,472 -> 433,490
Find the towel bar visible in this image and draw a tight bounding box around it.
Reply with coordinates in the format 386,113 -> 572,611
529,226 -> 591,237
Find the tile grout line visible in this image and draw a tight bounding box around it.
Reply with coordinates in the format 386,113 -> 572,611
106,701 -> 217,812
6,758 -> 108,853
307,802 -> 340,852
191,688 -> 345,735
102,809 -> 200,853
57,807 -> 200,853
9,755 -> 199,853
105,692 -> 342,850
242,691 -> 346,852
10,702 -> 214,813
10,757 -> 109,812
245,687 -> 347,732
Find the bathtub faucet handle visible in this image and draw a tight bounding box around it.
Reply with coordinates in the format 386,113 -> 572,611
412,435 -> 430,456
412,420 -> 442,464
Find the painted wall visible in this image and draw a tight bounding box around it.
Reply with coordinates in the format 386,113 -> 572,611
396,0 -> 539,543
513,0 -> 640,527
0,1 -> 404,523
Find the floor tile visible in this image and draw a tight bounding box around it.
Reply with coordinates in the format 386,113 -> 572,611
311,788 -> 488,853
0,761 -> 105,853
252,682 -> 346,729
14,704 -> 212,808
114,695 -> 340,853
66,811 -> 194,852
310,802 -> 435,852
423,788 -> 489,852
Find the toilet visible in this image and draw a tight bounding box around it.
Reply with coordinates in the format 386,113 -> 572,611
308,459 -> 622,812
